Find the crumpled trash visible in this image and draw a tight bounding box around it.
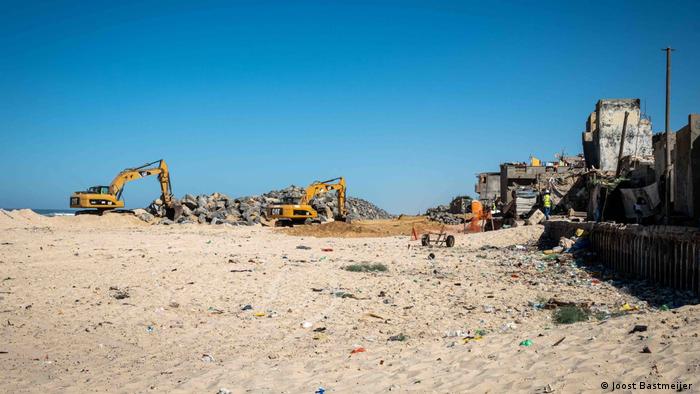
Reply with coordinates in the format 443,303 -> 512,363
201,353 -> 215,363
208,307 -> 224,314
462,335 -> 483,344
519,339 -> 533,347
559,237 -> 575,249
388,333 -> 407,341
629,325 -> 648,334
241,304 -> 253,311
350,346 -> 366,355
296,245 -> 312,250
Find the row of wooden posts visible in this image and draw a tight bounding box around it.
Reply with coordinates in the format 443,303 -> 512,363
545,221 -> 700,296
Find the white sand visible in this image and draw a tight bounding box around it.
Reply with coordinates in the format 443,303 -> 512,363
1,210 -> 698,393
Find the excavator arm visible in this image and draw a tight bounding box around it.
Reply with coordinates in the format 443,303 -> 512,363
301,177 -> 347,218
109,159 -> 174,206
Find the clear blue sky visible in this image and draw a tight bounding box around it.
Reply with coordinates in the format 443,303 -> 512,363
1,1 -> 698,213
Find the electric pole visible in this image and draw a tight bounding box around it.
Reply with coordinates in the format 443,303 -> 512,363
662,47 -> 674,224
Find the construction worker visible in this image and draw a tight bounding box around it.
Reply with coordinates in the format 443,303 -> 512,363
543,190 -> 552,220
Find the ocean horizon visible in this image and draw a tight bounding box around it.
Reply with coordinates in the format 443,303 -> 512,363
1,208 -> 77,217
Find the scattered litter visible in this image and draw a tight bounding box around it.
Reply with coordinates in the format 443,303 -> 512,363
343,263 -> 387,272
254,312 -> 266,317
462,335 -> 483,344
296,245 -> 312,250
217,389 -> 232,394
109,286 -> 130,300
519,339 -> 533,347
315,387 -> 326,394
301,321 -> 313,329
552,337 -> 566,347
208,307 -> 224,314
321,248 -> 333,252
641,346 -> 652,354
350,346 -> 366,355
427,253 -> 436,260
146,325 -> 154,333
201,354 -> 215,363
169,301 -> 180,308
619,303 -> 638,312
388,333 -> 406,342
241,304 -> 253,311
659,304 -> 670,311
629,325 -> 648,334
365,313 -> 385,320
444,330 -> 470,338
313,327 -> 326,332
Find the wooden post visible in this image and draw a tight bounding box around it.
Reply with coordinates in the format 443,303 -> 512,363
615,111 -> 630,177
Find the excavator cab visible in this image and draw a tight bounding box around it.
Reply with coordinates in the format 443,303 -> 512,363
87,186 -> 111,194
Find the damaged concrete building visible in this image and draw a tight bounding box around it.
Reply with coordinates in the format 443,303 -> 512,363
674,114 -> 700,223
659,114 -> 700,224
475,172 -> 500,202
582,99 -> 653,172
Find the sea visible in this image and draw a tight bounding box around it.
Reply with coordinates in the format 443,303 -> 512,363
2,208 -> 77,217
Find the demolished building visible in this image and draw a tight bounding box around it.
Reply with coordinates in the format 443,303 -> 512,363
674,114 -> 700,223
475,172 -> 500,202
582,99 -> 653,172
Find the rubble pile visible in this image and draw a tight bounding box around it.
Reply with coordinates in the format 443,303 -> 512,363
425,196 -> 473,224
425,205 -> 467,225
139,186 -> 392,225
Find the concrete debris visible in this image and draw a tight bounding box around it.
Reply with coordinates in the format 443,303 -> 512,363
525,209 -> 545,225
425,196 -> 474,224
132,208 -> 154,223
143,186 -> 391,225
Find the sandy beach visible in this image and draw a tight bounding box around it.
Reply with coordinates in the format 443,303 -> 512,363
1,209 -> 698,393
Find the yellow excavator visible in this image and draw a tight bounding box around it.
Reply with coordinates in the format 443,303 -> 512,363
70,159 -> 182,219
266,177 -> 348,226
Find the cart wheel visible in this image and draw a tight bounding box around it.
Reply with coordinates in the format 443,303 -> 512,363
421,234 -> 430,246
445,235 -> 455,247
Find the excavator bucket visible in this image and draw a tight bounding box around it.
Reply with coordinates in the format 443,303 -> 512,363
166,201 -> 183,221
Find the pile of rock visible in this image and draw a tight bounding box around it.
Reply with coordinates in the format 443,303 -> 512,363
138,186 -> 392,225
425,196 -> 474,224
425,205 -> 468,225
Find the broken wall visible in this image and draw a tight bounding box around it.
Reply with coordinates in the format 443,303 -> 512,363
475,172 -> 500,201
674,114 -> 700,221
582,99 -> 653,172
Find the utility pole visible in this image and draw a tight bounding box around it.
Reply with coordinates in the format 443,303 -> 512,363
662,47 -> 674,224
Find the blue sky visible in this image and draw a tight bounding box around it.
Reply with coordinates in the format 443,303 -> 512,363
1,1 -> 698,213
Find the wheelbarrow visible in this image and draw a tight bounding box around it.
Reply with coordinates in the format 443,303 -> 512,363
421,226 -> 455,247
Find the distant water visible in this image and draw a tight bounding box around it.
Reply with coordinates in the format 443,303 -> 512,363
25,209 -> 77,217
